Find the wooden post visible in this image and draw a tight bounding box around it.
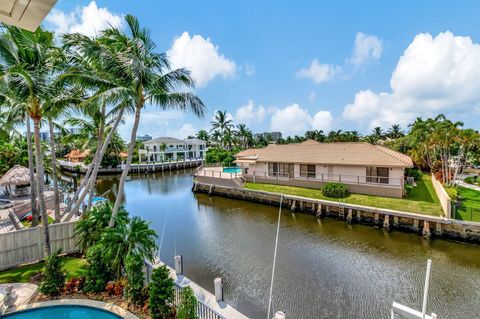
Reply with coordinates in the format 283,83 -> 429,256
422,221 -> 431,239
413,219 -> 420,232
383,215 -> 390,232
435,222 -> 443,236
316,203 -> 322,218
374,213 -> 380,225
356,210 -> 361,222
346,209 -> 353,224
393,216 -> 399,228
290,200 -> 296,212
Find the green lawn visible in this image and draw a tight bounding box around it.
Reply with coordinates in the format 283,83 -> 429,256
0,257 -> 87,284
455,187 -> 480,222
21,216 -> 55,228
245,174 -> 444,216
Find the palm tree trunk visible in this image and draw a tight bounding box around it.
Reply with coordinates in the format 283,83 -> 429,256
26,117 -> 39,226
109,105 -> 141,227
63,109 -> 125,221
33,116 -> 51,256
86,101 -> 106,211
48,119 -> 61,222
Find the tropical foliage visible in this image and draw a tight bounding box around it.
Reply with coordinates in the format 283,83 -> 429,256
39,249 -> 66,296
149,265 -> 175,319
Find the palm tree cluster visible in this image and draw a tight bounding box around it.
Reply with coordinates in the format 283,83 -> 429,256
0,15 -> 205,256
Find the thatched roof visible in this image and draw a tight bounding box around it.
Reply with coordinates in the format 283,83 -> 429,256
0,165 -> 33,186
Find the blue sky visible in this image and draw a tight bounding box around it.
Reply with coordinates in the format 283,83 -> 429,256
45,1 -> 480,139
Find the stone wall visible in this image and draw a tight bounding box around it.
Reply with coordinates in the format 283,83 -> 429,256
194,182 -> 480,243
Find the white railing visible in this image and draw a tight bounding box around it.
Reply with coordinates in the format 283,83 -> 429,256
247,170 -> 404,188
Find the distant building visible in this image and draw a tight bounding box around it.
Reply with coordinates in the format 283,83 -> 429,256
137,134 -> 152,142
139,137 -> 206,162
38,131 -> 50,141
68,127 -> 82,135
254,132 -> 282,141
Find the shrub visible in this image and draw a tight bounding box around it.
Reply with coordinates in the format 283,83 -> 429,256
321,183 -> 349,198
176,286 -> 198,319
407,168 -> 422,180
404,184 -> 413,196
125,254 -> 145,305
83,244 -> 113,293
64,276 -> 85,294
39,250 -> 66,296
445,187 -> 458,200
464,176 -> 475,184
149,265 -> 174,319
105,279 -> 125,297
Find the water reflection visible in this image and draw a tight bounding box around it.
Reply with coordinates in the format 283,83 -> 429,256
79,169 -> 480,319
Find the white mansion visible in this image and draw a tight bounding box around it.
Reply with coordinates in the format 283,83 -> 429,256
139,137 -> 206,162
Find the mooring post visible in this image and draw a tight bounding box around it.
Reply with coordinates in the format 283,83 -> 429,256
393,216 -> 399,228
290,200 -> 296,212
374,212 -> 380,225
316,203 -> 322,217
435,222 -> 442,236
422,221 -> 431,239
299,201 -> 304,211
413,219 -> 420,232
214,277 -> 223,302
174,255 -> 183,275
273,311 -> 286,319
346,209 -> 353,224
383,215 -> 390,232
339,206 -> 345,220
356,210 -> 361,222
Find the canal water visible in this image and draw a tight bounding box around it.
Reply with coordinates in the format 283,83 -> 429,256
92,169 -> 480,319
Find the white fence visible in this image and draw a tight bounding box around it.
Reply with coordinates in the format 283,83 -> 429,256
431,174 -> 451,218
0,221 -> 78,271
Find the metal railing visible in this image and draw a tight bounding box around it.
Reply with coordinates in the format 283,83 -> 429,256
247,170 -> 404,187
195,169 -> 243,180
174,284 -> 226,319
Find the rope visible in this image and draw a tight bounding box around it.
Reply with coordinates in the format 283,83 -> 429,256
267,195 -> 283,319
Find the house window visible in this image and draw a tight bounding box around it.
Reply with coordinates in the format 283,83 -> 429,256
200,145 -> 205,150
300,164 -> 316,178
278,163 -> 294,178
199,151 -> 203,158
153,145 -> 157,152
366,167 -> 390,184
268,163 -> 278,177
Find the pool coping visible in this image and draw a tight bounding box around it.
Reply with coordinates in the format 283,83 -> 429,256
5,299 -> 139,319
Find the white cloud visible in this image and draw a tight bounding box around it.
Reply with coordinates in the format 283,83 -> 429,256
312,111 -> 334,132
166,124 -> 197,139
349,32 -> 383,68
167,32 -> 236,88
45,1 -> 123,37
343,31 -> 480,128
296,59 -> 340,84
235,100 -> 266,125
270,104 -> 333,136
297,32 -> 383,84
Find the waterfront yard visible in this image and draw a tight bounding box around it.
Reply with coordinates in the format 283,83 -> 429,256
0,257 -> 86,284
455,187 -> 480,222
245,174 -> 444,216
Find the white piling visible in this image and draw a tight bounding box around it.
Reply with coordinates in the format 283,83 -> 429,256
174,255 -> 183,275
421,259 -> 432,319
214,277 -> 223,302
273,311 -> 286,319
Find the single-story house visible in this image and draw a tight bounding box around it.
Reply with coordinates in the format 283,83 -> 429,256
65,149 -> 90,163
234,140 -> 413,198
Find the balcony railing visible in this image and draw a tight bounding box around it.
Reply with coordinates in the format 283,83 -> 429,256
247,170 -> 404,187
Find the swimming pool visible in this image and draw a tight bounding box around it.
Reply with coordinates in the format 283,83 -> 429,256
222,167 -> 242,174
3,305 -> 123,319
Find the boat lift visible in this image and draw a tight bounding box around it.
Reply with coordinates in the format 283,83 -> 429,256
391,259 -> 437,319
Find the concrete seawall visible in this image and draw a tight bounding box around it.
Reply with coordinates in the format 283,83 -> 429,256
193,182 -> 480,243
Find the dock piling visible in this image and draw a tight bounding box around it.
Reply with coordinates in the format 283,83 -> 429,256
174,255 -> 183,275
214,277 -> 223,302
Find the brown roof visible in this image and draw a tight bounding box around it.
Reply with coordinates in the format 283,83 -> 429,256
235,142 -> 413,167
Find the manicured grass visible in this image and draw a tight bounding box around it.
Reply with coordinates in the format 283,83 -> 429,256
0,257 -> 87,284
455,187 -> 480,222
245,174 -> 444,216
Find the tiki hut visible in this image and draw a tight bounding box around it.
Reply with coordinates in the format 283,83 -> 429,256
0,165 -> 33,198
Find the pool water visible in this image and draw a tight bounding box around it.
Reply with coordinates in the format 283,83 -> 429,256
222,167 -> 242,174
4,305 -> 122,319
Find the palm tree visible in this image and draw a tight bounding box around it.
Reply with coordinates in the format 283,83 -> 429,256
93,16 -> 205,226
387,124 -> 404,139
371,126 -> 385,140
210,110 -> 232,147
196,129 -> 209,142
236,124 -> 252,148
0,25 -> 60,255
0,88 -> 39,225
